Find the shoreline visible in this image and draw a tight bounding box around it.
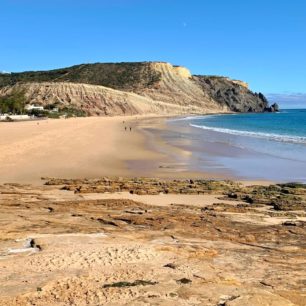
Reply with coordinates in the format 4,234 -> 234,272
151,115 -> 306,183
0,116 -> 305,306
133,116 -> 279,183
131,116 -> 232,179
0,114 -> 279,184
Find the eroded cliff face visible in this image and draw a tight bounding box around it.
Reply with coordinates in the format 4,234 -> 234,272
0,82 -> 215,116
193,75 -> 268,112
0,62 -> 269,116
130,62 -> 228,112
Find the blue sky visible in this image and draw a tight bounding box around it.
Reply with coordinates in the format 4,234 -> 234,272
267,93 -> 306,109
1,0 -> 305,102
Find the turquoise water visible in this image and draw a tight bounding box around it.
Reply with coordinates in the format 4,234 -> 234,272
167,110 -> 306,182
188,109 -> 306,144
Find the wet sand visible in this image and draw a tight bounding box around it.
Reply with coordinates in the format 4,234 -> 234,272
156,116 -> 306,182
0,114 -> 286,184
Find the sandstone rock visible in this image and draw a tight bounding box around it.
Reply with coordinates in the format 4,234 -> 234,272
0,62 -> 269,116
226,290 -> 295,306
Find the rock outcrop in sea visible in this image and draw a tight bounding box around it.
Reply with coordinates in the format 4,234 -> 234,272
264,102 -> 280,112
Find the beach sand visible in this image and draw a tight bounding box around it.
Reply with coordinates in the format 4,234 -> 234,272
0,117 -> 304,305
0,116 -> 229,184
0,116 -> 160,183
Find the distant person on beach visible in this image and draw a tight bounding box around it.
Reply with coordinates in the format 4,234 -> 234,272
125,126 -> 127,131
130,127 -> 132,131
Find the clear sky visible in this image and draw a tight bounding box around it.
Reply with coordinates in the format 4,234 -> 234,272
1,0 -> 305,95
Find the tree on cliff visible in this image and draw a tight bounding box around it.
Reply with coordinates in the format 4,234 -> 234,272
0,90 -> 26,114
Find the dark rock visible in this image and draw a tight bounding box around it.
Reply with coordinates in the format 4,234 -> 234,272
272,198 -> 305,211
194,76 -> 268,112
272,103 -> 279,111
96,218 -> 118,227
71,214 -> 83,217
176,278 -> 192,284
282,221 -> 297,226
164,263 -> 176,269
25,238 -> 36,248
264,102 -> 280,112
278,182 -> 306,189
243,195 -> 254,204
102,280 -> 158,288
228,192 -> 238,199
24,238 -> 41,251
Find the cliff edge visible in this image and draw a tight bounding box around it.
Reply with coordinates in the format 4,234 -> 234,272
0,62 -> 270,116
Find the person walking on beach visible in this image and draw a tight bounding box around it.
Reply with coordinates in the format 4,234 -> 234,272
125,126 -> 127,131
129,127 -> 132,132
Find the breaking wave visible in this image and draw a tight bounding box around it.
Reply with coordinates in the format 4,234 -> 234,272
190,124 -> 306,144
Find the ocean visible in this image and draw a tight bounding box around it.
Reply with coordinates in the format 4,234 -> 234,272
167,109 -> 306,182
189,109 -> 306,144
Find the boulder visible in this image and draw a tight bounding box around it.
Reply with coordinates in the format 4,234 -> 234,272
264,103 -> 280,112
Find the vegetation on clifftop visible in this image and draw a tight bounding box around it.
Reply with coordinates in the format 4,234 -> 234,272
0,63 -> 162,90
0,90 -> 26,114
0,62 -> 271,114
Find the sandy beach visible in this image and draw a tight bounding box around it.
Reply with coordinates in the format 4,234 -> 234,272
0,116 -> 229,184
0,117 -> 305,306
1,0 -> 305,304
0,116 -> 161,183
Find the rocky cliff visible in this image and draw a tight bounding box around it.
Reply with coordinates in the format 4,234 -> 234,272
0,62 -> 270,116
193,76 -> 267,112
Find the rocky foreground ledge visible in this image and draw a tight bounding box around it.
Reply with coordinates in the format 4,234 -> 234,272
44,177 -> 306,211
0,178 -> 305,305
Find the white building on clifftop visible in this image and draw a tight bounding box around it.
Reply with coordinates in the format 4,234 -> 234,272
25,104 -> 44,111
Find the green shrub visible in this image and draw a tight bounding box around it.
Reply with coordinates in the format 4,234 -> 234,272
0,90 -> 26,114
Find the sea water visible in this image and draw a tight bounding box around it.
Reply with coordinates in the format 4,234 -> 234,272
189,110 -> 306,145
168,110 -> 306,182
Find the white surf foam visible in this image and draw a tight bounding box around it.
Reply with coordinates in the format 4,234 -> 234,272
190,124 -> 306,144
